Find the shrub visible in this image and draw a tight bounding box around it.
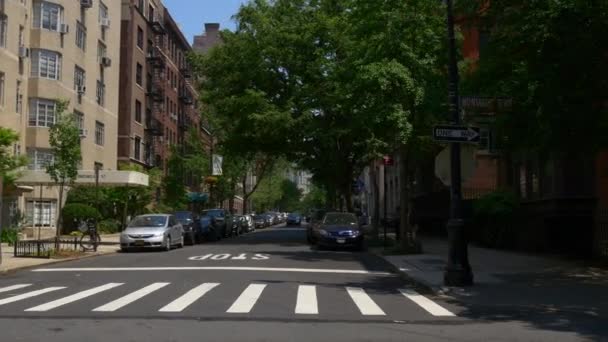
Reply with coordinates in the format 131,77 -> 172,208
98,219 -> 121,234
62,203 -> 101,232
473,191 -> 519,248
1,227 -> 20,245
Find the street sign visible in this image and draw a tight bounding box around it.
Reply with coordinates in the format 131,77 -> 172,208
434,145 -> 477,186
433,125 -> 480,143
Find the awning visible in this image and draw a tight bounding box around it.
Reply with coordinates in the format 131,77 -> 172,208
15,170 -> 149,187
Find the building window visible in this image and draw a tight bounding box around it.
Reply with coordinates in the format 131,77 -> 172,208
137,26 -> 144,49
136,63 -> 143,86
27,148 -> 54,170
74,110 -> 84,130
74,66 -> 86,92
76,21 -> 86,51
134,136 -> 141,160
149,4 -> 155,21
137,0 -> 145,14
0,72 -> 4,107
16,80 -> 23,114
95,121 -> 105,146
97,41 -> 107,62
33,1 -> 63,31
135,100 -> 142,123
31,49 -> 62,80
96,80 -> 105,106
0,15 -> 7,48
28,98 -> 56,127
99,1 -> 109,22
26,200 -> 57,227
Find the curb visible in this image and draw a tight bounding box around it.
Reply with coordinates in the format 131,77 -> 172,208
370,249 -> 444,295
0,249 -> 118,276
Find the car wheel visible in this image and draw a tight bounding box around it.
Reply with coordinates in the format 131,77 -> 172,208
178,235 -> 185,248
120,247 -> 130,253
164,236 -> 171,251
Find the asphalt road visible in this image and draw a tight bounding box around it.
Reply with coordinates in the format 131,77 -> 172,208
0,224 -> 603,341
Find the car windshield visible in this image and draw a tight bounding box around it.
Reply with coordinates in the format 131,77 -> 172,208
128,216 -> 167,228
323,213 -> 357,226
173,212 -> 192,222
288,213 -> 300,218
253,216 -> 264,220
201,210 -> 223,218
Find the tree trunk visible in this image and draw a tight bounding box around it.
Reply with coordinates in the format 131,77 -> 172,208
242,177 -> 249,214
56,181 -> 65,237
372,164 -> 381,238
399,144 -> 421,253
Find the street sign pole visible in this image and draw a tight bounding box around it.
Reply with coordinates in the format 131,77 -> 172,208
444,0 -> 473,286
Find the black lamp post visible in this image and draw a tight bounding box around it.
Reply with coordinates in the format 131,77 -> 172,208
443,0 -> 474,286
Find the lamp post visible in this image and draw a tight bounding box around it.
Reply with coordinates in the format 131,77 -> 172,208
443,0 -> 473,286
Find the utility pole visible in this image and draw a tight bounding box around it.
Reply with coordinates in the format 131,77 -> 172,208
444,0 -> 473,286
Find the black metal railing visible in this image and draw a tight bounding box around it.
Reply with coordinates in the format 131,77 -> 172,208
14,237 -> 80,259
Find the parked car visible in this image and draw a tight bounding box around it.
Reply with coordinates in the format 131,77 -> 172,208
173,211 -> 201,245
306,209 -> 327,243
242,214 -> 255,232
312,212 -> 363,250
120,214 -> 184,252
253,215 -> 267,229
287,212 -> 302,225
200,208 -> 233,239
232,215 -> 243,236
198,215 -> 219,241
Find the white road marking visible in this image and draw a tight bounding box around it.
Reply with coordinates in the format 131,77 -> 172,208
93,283 -> 170,312
399,289 -> 455,317
33,267 -> 392,276
295,285 -> 318,314
0,284 -> 32,294
227,284 -> 266,313
159,283 -> 220,312
0,287 -> 65,306
346,287 -> 386,316
25,283 -> 123,312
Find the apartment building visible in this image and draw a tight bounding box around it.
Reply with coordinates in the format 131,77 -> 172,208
117,0 -> 198,177
0,0 -> 121,234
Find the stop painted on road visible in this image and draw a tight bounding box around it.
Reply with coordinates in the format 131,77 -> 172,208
188,253 -> 270,261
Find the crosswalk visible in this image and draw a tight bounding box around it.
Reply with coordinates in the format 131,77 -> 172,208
0,282 -> 456,318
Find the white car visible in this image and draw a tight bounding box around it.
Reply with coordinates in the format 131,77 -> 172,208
120,214 -> 184,252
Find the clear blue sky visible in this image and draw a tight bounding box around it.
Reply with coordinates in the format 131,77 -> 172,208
163,0 -> 246,44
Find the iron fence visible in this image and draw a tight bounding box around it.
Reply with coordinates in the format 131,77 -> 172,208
13,237 -> 80,259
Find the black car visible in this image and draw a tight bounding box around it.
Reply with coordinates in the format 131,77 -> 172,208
286,213 -> 302,225
253,215 -> 267,229
173,211 -> 200,245
200,208 -> 233,239
312,212 -> 364,250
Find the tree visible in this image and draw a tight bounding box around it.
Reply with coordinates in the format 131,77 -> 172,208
46,101 -> 82,236
278,179 -> 302,212
458,0 -> 608,154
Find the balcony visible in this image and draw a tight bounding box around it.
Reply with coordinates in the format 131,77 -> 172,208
147,86 -> 164,102
145,120 -> 164,137
146,47 -> 165,68
179,94 -> 194,105
179,67 -> 192,78
150,15 -> 166,35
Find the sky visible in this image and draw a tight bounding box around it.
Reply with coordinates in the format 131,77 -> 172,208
163,0 -> 246,45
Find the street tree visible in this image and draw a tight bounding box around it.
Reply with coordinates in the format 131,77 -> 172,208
46,101 -> 82,236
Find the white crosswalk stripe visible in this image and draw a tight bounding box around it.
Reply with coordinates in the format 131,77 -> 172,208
93,283 -> 170,312
25,283 -> 124,312
226,284 -> 266,313
0,282 -> 458,318
0,284 -> 32,294
399,289 -> 455,317
0,287 -> 66,306
295,285 -> 318,314
159,283 -> 220,312
346,287 -> 386,316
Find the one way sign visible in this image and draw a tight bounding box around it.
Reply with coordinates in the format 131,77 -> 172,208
433,125 -> 480,143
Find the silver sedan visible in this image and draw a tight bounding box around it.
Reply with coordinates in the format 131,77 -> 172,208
120,214 -> 184,252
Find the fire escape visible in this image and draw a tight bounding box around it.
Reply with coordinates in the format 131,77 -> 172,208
145,15 -> 167,169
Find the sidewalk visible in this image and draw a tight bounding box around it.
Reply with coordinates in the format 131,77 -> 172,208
379,236 -> 608,339
0,234 -> 120,273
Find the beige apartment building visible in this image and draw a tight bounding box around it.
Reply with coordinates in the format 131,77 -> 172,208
0,0 -> 121,235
